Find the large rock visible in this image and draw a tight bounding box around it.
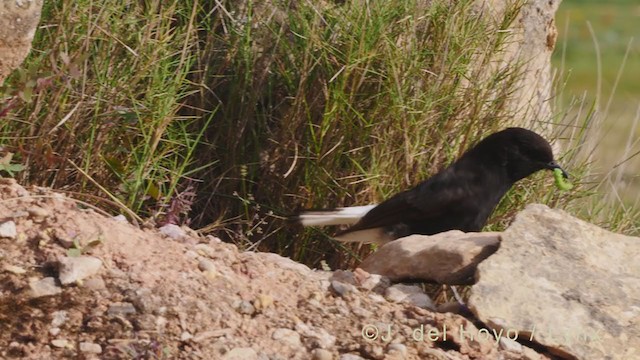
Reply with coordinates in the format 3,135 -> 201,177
0,0 -> 43,84
360,230 -> 501,284
469,204 -> 640,360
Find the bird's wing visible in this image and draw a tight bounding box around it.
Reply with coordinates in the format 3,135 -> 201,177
336,168 -> 479,235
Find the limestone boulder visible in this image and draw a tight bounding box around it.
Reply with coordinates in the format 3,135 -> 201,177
360,230 -> 501,284
469,204 -> 640,360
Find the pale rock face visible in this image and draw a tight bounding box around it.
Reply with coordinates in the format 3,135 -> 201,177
360,230 -> 501,285
0,0 -> 44,83
473,0 -> 561,138
469,204 -> 640,360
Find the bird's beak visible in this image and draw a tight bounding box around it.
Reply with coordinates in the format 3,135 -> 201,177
547,161 -> 569,179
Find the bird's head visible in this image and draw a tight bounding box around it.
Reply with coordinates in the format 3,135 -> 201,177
501,127 -> 569,182
469,127 -> 569,183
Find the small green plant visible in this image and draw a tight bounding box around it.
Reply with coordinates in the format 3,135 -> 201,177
66,234 -> 103,257
0,153 -> 25,177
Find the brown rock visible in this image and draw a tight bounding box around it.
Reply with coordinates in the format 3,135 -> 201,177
360,230 -> 500,284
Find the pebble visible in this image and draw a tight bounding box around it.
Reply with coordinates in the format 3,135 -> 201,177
29,277 -> 62,298
112,214 -> 127,222
384,284 -> 434,309
3,264 -> 27,274
51,310 -> 68,327
499,337 -> 522,353
358,273 -> 388,292
340,355 -> 366,360
405,293 -> 435,310
79,342 -> 102,354
108,302 -> 137,316
253,294 -> 273,312
388,343 -> 407,356
331,280 -> 357,297
58,256 -> 103,285
84,277 -> 107,291
312,348 -> 333,360
159,224 -> 186,240
194,244 -> 216,258
51,339 -> 71,348
198,258 -> 216,272
27,206 -> 49,220
272,328 -> 302,347
237,300 -> 255,315
0,221 -> 17,239
222,347 -> 258,360
180,331 -> 193,341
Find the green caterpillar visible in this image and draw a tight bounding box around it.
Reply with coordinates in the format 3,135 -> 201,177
553,168 -> 573,191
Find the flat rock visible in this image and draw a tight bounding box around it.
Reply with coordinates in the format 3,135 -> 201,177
360,230 -> 500,284
0,221 -> 17,239
58,256 -> 102,285
469,204 -> 640,360
29,277 -> 62,298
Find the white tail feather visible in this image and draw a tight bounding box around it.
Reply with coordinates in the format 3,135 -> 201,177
298,205 -> 376,226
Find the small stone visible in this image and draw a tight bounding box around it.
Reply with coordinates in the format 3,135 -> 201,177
253,294 -> 273,312
204,270 -> 218,280
222,347 -> 258,360
27,206 -> 49,220
436,301 -> 466,314
51,310 -> 68,327
53,228 -> 75,248
79,342 -> 102,354
159,224 -> 186,240
112,214 -> 127,222
388,343 -> 407,356
331,280 -> 357,297
180,331 -> 193,341
405,293 -> 435,310
108,302 -> 137,316
384,284 -> 422,302
357,272 -> 389,292
29,277 -> 62,298
194,244 -> 215,258
236,300 -> 255,315
0,221 -> 17,239
58,256 -> 102,285
49,327 -> 61,336
330,270 -> 357,285
51,339 -> 71,348
3,264 -> 27,274
295,322 -> 336,348
499,337 -> 522,353
184,250 -> 199,259
198,259 -> 216,272
312,348 -> 333,360
272,328 -> 302,347
340,355 -> 366,360
84,277 -> 106,290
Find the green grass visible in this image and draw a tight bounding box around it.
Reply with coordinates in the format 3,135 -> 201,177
1,0 -> 638,271
554,0 -> 640,207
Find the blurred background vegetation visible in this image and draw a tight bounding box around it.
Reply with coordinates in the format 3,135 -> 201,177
0,0 -> 638,274
554,0 -> 640,205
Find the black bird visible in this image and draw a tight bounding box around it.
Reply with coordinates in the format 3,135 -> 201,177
298,127 -> 568,244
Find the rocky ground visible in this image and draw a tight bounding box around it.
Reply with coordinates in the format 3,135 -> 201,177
0,178 -> 551,359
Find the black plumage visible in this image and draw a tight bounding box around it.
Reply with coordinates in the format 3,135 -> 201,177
298,127 -> 568,244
